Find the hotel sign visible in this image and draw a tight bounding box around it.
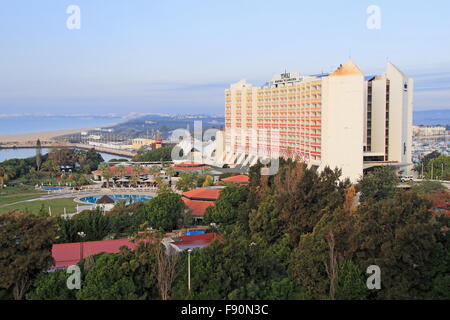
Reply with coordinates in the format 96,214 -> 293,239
271,72 -> 301,85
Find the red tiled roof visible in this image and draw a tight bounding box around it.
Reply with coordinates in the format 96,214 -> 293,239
221,174 -> 250,184
182,188 -> 221,201
52,239 -> 140,269
176,161 -> 205,167
182,198 -> 215,216
170,233 -> 221,251
172,161 -> 206,171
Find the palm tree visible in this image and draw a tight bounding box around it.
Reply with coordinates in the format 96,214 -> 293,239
149,165 -> 161,178
134,164 -> 145,177
98,163 -> 112,188
117,165 -> 127,179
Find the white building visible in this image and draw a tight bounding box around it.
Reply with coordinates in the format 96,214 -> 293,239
413,125 -> 447,137
219,61 -> 414,183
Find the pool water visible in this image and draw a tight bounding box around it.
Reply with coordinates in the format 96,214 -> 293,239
79,194 -> 154,205
40,187 -> 66,191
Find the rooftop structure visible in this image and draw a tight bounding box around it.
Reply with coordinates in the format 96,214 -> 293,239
220,174 -> 250,184
172,161 -> 207,172
51,239 -> 141,269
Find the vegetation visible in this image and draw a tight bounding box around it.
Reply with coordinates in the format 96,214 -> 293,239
133,146 -> 175,162
175,172 -> 210,192
0,213 -> 56,300
1,158 -> 449,301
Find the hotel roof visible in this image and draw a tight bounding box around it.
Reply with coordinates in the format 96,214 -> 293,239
169,233 -> 222,251
182,198 -> 215,216
330,60 -> 364,77
182,188 -> 221,201
52,238 -> 140,269
172,161 -> 206,171
221,174 -> 250,184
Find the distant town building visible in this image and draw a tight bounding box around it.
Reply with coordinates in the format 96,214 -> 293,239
218,61 -> 413,182
413,125 -> 447,137
131,138 -> 156,150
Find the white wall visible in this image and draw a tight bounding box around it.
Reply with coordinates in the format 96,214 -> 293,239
321,74 -> 365,183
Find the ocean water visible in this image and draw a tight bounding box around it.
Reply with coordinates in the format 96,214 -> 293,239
0,115 -> 123,136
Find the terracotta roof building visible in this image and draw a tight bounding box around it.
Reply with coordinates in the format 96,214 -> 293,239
220,174 -> 250,185
181,187 -> 222,217
51,239 -> 140,269
168,233 -> 222,252
92,165 -> 150,177
172,161 -> 207,172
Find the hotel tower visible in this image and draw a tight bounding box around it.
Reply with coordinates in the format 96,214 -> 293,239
221,61 -> 413,183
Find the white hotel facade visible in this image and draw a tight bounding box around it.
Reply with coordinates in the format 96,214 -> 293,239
220,61 -> 413,183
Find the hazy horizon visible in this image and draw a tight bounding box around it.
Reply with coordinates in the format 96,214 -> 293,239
1,1 -> 449,114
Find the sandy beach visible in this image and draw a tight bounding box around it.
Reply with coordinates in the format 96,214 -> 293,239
0,128 -> 94,145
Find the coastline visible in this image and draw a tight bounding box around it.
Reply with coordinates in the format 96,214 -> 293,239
0,127 -> 95,144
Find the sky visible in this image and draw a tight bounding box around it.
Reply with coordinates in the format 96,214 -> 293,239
0,0 -> 449,115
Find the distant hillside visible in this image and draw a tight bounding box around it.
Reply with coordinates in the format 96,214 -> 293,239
414,110 -> 450,126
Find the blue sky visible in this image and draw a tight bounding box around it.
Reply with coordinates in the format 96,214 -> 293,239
0,0 -> 449,115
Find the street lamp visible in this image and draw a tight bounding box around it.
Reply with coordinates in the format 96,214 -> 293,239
77,232 -> 87,260
188,248 -> 193,292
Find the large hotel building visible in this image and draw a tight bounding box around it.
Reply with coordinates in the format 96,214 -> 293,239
221,61 -> 413,182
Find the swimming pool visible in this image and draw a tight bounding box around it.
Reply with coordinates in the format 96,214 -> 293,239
40,187 -> 67,191
78,194 -> 154,205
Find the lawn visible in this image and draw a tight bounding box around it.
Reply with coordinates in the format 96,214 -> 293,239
0,185 -> 45,206
0,196 -> 78,216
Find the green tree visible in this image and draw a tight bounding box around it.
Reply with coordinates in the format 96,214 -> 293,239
143,193 -> 186,231
335,260 -> 368,300
347,191 -> 445,299
134,146 -> 174,162
0,213 -> 56,300
203,185 -> 249,227
358,166 -> 400,202
414,150 -> 441,176
56,208 -> 110,243
36,139 -> 42,171
27,270 -> 76,300
76,252 -> 139,300
176,172 -> 201,192
98,163 -> 113,188
0,165 -> 14,189
427,155 -> 450,180
172,238 -> 284,300
412,180 -> 447,195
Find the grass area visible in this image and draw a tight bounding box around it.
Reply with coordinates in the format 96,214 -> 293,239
0,185 -> 45,206
0,197 -> 78,216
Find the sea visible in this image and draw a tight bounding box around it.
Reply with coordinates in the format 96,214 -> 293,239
0,115 -> 123,136
0,115 -> 130,163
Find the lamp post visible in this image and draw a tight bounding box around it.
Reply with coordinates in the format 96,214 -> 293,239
77,232 -> 86,260
188,248 -> 193,292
